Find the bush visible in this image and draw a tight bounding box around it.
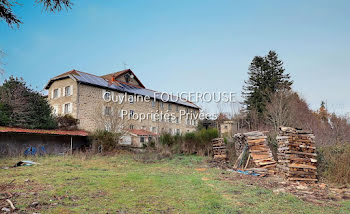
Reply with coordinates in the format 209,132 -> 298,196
90,130 -> 121,153
158,128 -> 219,156
159,133 -> 175,146
317,145 -> 350,184
56,115 -> 79,130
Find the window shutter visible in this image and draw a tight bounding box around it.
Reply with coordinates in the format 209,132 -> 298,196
62,104 -> 65,114
69,103 -> 73,113
58,88 -> 61,97
70,85 -> 73,96
51,90 -> 54,99
102,90 -> 106,99
62,87 -> 66,96
102,106 -> 105,116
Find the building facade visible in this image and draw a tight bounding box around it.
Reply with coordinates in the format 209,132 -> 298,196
45,69 -> 200,135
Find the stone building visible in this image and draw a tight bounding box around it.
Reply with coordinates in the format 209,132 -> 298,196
220,120 -> 238,138
45,69 -> 200,136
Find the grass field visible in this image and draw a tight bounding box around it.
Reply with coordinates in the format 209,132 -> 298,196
0,153 -> 350,213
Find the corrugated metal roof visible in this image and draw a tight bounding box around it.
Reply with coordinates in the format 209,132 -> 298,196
0,127 -> 89,136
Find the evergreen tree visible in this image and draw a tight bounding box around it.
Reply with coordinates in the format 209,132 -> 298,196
0,76 -> 57,129
243,51 -> 293,120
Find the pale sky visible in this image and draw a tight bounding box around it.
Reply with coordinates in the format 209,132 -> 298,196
1,0 -> 349,116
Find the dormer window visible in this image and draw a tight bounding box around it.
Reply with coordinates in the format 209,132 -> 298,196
125,73 -> 130,83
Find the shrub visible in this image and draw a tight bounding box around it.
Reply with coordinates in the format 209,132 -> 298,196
159,133 -> 175,146
56,115 -> 79,130
90,130 -> 121,153
317,144 -> 350,184
158,128 -> 219,156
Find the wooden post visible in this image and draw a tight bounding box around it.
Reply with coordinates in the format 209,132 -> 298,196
70,136 -> 73,155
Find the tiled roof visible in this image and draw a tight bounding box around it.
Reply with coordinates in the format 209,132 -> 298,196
100,69 -> 130,80
128,129 -> 157,136
0,127 -> 89,136
100,69 -> 146,88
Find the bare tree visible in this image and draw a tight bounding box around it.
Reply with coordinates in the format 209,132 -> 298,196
93,99 -> 131,136
264,90 -> 293,131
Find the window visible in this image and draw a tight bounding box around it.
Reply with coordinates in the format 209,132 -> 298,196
176,129 -> 180,135
64,86 -> 71,96
53,89 -> 59,99
186,108 -> 189,113
152,127 -> 157,133
168,116 -> 172,123
64,103 -> 71,114
129,110 -> 134,117
104,106 -> 111,116
130,124 -> 134,130
168,103 -> 172,110
125,74 -> 130,83
129,96 -> 134,104
105,123 -> 111,131
52,105 -> 58,116
103,91 -> 111,100
160,102 -> 164,109
176,117 -> 179,124
169,128 -> 172,134
152,100 -> 155,107
140,136 -> 145,143
176,105 -> 179,112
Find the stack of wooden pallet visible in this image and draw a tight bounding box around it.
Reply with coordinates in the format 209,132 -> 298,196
234,131 -> 276,170
212,138 -> 227,160
277,126 -> 317,182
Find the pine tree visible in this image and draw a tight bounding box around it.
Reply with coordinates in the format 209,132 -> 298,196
0,76 -> 57,129
243,51 -> 293,120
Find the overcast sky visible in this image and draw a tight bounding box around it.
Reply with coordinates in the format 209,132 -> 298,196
1,0 -> 349,115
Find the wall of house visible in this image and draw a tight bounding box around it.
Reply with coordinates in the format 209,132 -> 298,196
76,83 -> 199,134
114,71 -> 142,87
47,78 -> 78,117
0,133 -> 88,157
47,78 -> 199,134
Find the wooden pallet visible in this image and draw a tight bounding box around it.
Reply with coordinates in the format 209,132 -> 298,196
277,126 -> 317,183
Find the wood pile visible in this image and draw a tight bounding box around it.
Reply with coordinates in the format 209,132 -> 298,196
234,131 -> 276,170
277,126 -> 317,182
212,138 -> 227,160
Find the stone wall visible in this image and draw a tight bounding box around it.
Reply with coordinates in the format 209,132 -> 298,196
47,78 -> 199,134
47,77 -> 78,117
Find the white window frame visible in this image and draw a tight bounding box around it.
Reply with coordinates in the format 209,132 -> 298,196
64,85 -> 72,96
53,88 -> 59,99
63,103 -> 72,115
